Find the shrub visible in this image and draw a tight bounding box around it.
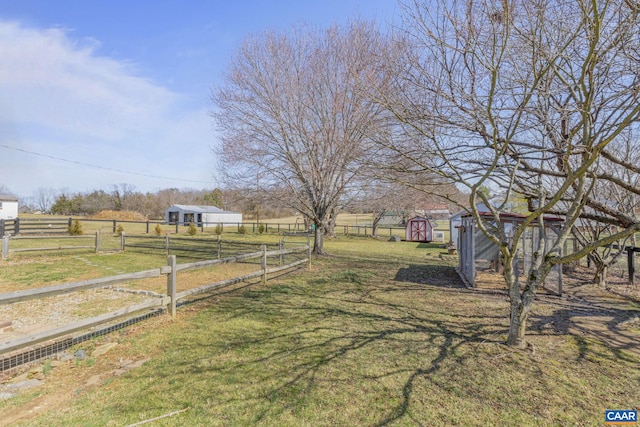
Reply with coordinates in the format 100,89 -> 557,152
68,219 -> 83,235
116,224 -> 125,236
238,225 -> 247,234
154,224 -> 163,236
187,221 -> 197,236
214,224 -> 223,235
258,223 -> 265,234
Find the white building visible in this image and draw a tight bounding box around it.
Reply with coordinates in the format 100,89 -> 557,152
164,204 -> 242,227
0,195 -> 18,220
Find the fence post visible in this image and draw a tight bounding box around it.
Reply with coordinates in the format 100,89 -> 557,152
279,239 -> 284,266
261,244 -> 267,285
146,221 -> 149,234
175,221 -> 179,234
0,219 -> 4,237
2,236 -> 8,261
95,231 -> 100,253
165,234 -> 170,255
120,232 -> 125,251
15,218 -> 19,235
217,236 -> 221,259
167,255 -> 177,317
113,220 -> 116,234
628,249 -> 635,286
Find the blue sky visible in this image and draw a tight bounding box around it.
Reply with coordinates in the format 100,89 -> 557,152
0,1 -> 400,198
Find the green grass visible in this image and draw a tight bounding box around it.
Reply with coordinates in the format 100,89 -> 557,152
3,237 -> 639,426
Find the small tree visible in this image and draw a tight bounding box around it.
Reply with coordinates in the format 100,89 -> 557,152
116,224 -> 124,237
154,224 -> 163,236
258,223 -> 265,234
214,224 -> 223,236
187,221 -> 197,236
68,219 -> 83,235
238,225 -> 247,235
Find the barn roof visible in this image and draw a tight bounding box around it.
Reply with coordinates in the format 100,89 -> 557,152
0,194 -> 18,202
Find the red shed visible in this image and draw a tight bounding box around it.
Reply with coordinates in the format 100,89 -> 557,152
405,217 -> 433,242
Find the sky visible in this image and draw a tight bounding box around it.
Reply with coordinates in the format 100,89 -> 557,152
0,0 -> 401,199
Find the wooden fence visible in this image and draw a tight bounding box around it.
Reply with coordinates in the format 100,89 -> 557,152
0,240 -> 311,360
1,233 -> 115,261
0,217 -> 71,236
1,217 -> 416,238
1,233 -> 290,261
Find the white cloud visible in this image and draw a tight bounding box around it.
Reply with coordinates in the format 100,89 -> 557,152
0,21 -> 217,196
0,21 -> 178,139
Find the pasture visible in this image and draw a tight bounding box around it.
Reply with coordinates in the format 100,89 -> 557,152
1,236 -> 639,426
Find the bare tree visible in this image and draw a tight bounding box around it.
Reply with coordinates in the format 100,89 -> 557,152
0,185 -> 14,195
375,0 -> 640,347
212,21 -> 388,254
31,187 -> 57,213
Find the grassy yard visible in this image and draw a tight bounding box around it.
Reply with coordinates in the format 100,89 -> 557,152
1,237 -> 639,426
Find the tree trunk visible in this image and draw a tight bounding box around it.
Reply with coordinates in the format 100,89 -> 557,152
595,264 -> 608,288
506,302 -> 529,348
504,254 -> 532,348
371,213 -> 383,238
324,218 -> 336,238
313,224 -> 325,255
590,251 -> 608,288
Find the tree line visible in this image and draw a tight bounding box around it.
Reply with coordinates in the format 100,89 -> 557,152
12,185 -> 292,220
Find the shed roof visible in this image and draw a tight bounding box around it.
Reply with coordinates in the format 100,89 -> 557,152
462,211 -> 564,222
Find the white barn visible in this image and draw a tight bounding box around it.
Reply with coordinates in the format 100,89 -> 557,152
165,204 -> 242,227
0,195 -> 18,220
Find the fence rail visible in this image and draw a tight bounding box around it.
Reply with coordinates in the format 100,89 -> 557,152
0,240 -> 311,363
1,217 -> 419,239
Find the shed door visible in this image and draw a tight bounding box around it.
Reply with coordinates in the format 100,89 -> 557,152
410,220 -> 428,241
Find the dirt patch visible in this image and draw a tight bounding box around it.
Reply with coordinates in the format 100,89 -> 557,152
472,265 -> 640,357
0,315 -> 173,427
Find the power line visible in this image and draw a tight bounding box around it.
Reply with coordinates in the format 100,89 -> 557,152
1,143 -> 213,185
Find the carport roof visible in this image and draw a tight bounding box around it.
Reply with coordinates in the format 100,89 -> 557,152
168,204 -> 224,213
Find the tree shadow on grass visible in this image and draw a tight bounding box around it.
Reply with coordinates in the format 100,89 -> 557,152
162,260 -> 509,426
394,264 -> 466,288
529,299 -> 640,361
